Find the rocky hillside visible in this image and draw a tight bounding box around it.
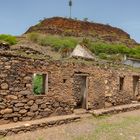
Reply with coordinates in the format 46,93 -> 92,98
26,17 -> 137,47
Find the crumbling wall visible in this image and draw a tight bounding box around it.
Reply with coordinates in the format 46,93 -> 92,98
73,75 -> 84,107
0,56 -> 74,125
0,54 -> 139,125
104,69 -> 138,107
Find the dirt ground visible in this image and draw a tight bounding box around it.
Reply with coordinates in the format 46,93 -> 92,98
2,110 -> 140,140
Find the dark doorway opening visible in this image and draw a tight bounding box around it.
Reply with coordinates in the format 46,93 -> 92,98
119,77 -> 124,91
73,74 -> 88,109
133,76 -> 139,99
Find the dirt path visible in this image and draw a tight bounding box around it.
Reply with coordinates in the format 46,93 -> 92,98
3,110 -> 140,140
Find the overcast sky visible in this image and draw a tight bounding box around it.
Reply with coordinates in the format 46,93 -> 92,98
0,0 -> 140,42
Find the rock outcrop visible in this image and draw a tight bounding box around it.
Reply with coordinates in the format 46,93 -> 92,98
26,17 -> 138,47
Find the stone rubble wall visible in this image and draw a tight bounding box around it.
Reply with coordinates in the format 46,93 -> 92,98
104,70 -> 139,107
0,56 -> 74,125
0,55 -> 139,125
73,75 -> 86,107
0,115 -> 80,137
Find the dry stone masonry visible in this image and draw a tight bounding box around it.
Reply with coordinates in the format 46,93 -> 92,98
0,51 -> 140,125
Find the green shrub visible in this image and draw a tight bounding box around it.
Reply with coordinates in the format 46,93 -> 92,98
128,46 -> 140,59
108,54 -> 123,61
27,32 -> 140,60
33,74 -> 43,95
28,33 -> 78,51
89,42 -> 129,55
0,34 -> 17,45
81,38 -> 90,46
27,32 -> 40,43
98,53 -> 108,59
40,35 -> 77,51
89,42 -> 140,60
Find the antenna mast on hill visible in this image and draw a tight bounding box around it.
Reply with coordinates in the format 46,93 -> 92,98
69,0 -> 72,18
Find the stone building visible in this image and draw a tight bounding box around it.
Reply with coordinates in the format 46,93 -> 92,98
0,44 -> 140,125
123,55 -> 140,68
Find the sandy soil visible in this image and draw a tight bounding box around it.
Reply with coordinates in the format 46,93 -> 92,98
3,110 -> 140,140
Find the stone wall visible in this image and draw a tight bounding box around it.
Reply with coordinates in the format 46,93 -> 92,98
0,54 -> 140,125
73,75 -> 87,108
0,56 -> 74,125
124,58 -> 140,68
104,70 -> 133,107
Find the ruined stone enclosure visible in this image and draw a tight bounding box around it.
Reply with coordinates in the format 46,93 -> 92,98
0,52 -> 140,125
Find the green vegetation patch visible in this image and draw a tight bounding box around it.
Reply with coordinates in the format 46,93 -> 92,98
28,33 -> 140,60
33,74 -> 44,95
88,41 -> 140,59
28,32 -> 78,51
0,34 -> 17,45
74,116 -> 140,140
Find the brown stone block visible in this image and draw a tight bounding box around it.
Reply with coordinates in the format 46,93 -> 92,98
35,99 -> 43,105
6,95 -> 18,100
0,108 -> 13,114
27,112 -> 34,117
0,119 -> 10,125
30,104 -> 38,112
3,113 -> 21,118
27,100 -> 34,106
1,83 -> 9,90
19,109 -> 27,114
0,103 -> 6,109
15,103 -> 24,107
19,90 -> 31,95
22,117 -> 32,121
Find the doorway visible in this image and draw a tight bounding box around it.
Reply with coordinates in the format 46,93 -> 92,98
133,76 -> 140,99
73,74 -> 88,109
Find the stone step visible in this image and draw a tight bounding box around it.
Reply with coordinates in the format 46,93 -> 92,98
89,103 -> 140,116
78,113 -> 92,118
0,114 -> 80,137
74,109 -> 88,115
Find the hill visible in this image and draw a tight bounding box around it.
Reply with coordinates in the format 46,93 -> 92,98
26,17 -> 138,47
1,17 -> 140,62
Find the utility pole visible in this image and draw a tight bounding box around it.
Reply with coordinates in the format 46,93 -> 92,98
69,0 -> 72,18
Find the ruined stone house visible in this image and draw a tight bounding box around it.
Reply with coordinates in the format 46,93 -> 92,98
0,44 -> 140,125
123,55 -> 140,68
